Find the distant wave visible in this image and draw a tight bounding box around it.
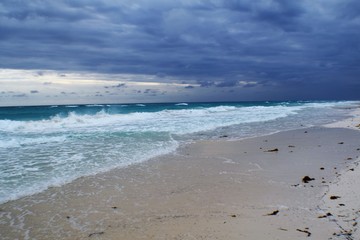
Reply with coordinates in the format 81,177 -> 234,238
65,105 -> 79,108
86,104 -> 104,107
175,103 -> 188,106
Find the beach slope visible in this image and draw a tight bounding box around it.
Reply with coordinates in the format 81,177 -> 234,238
1,124 -> 360,239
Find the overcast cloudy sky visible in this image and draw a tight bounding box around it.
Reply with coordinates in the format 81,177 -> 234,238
0,0 -> 359,106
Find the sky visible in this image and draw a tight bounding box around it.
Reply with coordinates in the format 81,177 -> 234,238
0,0 -> 359,106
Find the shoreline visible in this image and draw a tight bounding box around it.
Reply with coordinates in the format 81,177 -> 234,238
0,102 -> 356,205
1,109 -> 360,239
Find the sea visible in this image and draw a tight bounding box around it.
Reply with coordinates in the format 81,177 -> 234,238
0,101 -> 358,204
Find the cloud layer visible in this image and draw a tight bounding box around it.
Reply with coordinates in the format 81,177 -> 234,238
1,0 -> 359,102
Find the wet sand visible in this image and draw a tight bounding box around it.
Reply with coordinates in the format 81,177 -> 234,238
1,111 -> 360,239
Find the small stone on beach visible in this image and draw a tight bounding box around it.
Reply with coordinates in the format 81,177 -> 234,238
318,212 -> 332,218
330,196 -> 341,200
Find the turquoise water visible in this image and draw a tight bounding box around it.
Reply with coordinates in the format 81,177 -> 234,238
0,101 -> 357,203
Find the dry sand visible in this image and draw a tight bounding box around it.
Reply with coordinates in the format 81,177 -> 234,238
1,110 -> 360,239
320,107 -> 360,239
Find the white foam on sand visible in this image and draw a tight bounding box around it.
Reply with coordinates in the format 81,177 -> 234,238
324,107 -> 360,130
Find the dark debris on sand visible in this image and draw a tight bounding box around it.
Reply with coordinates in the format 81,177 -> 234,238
88,231 -> 105,238
265,210 -> 279,216
302,176 -> 315,183
264,148 -> 279,152
296,228 -> 312,237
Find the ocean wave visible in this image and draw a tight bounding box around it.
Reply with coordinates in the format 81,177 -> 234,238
302,101 -> 360,109
0,102 -> 348,136
0,134 -> 178,204
0,105 -> 300,134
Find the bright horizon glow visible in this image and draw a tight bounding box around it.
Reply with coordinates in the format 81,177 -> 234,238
0,69 -> 206,107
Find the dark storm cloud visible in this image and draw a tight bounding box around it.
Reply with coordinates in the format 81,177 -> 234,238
184,85 -> 194,89
0,0 -> 359,100
60,91 -> 77,95
198,81 -> 214,88
215,80 -> 240,88
104,83 -> 127,89
12,93 -> 27,98
116,83 -> 126,88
